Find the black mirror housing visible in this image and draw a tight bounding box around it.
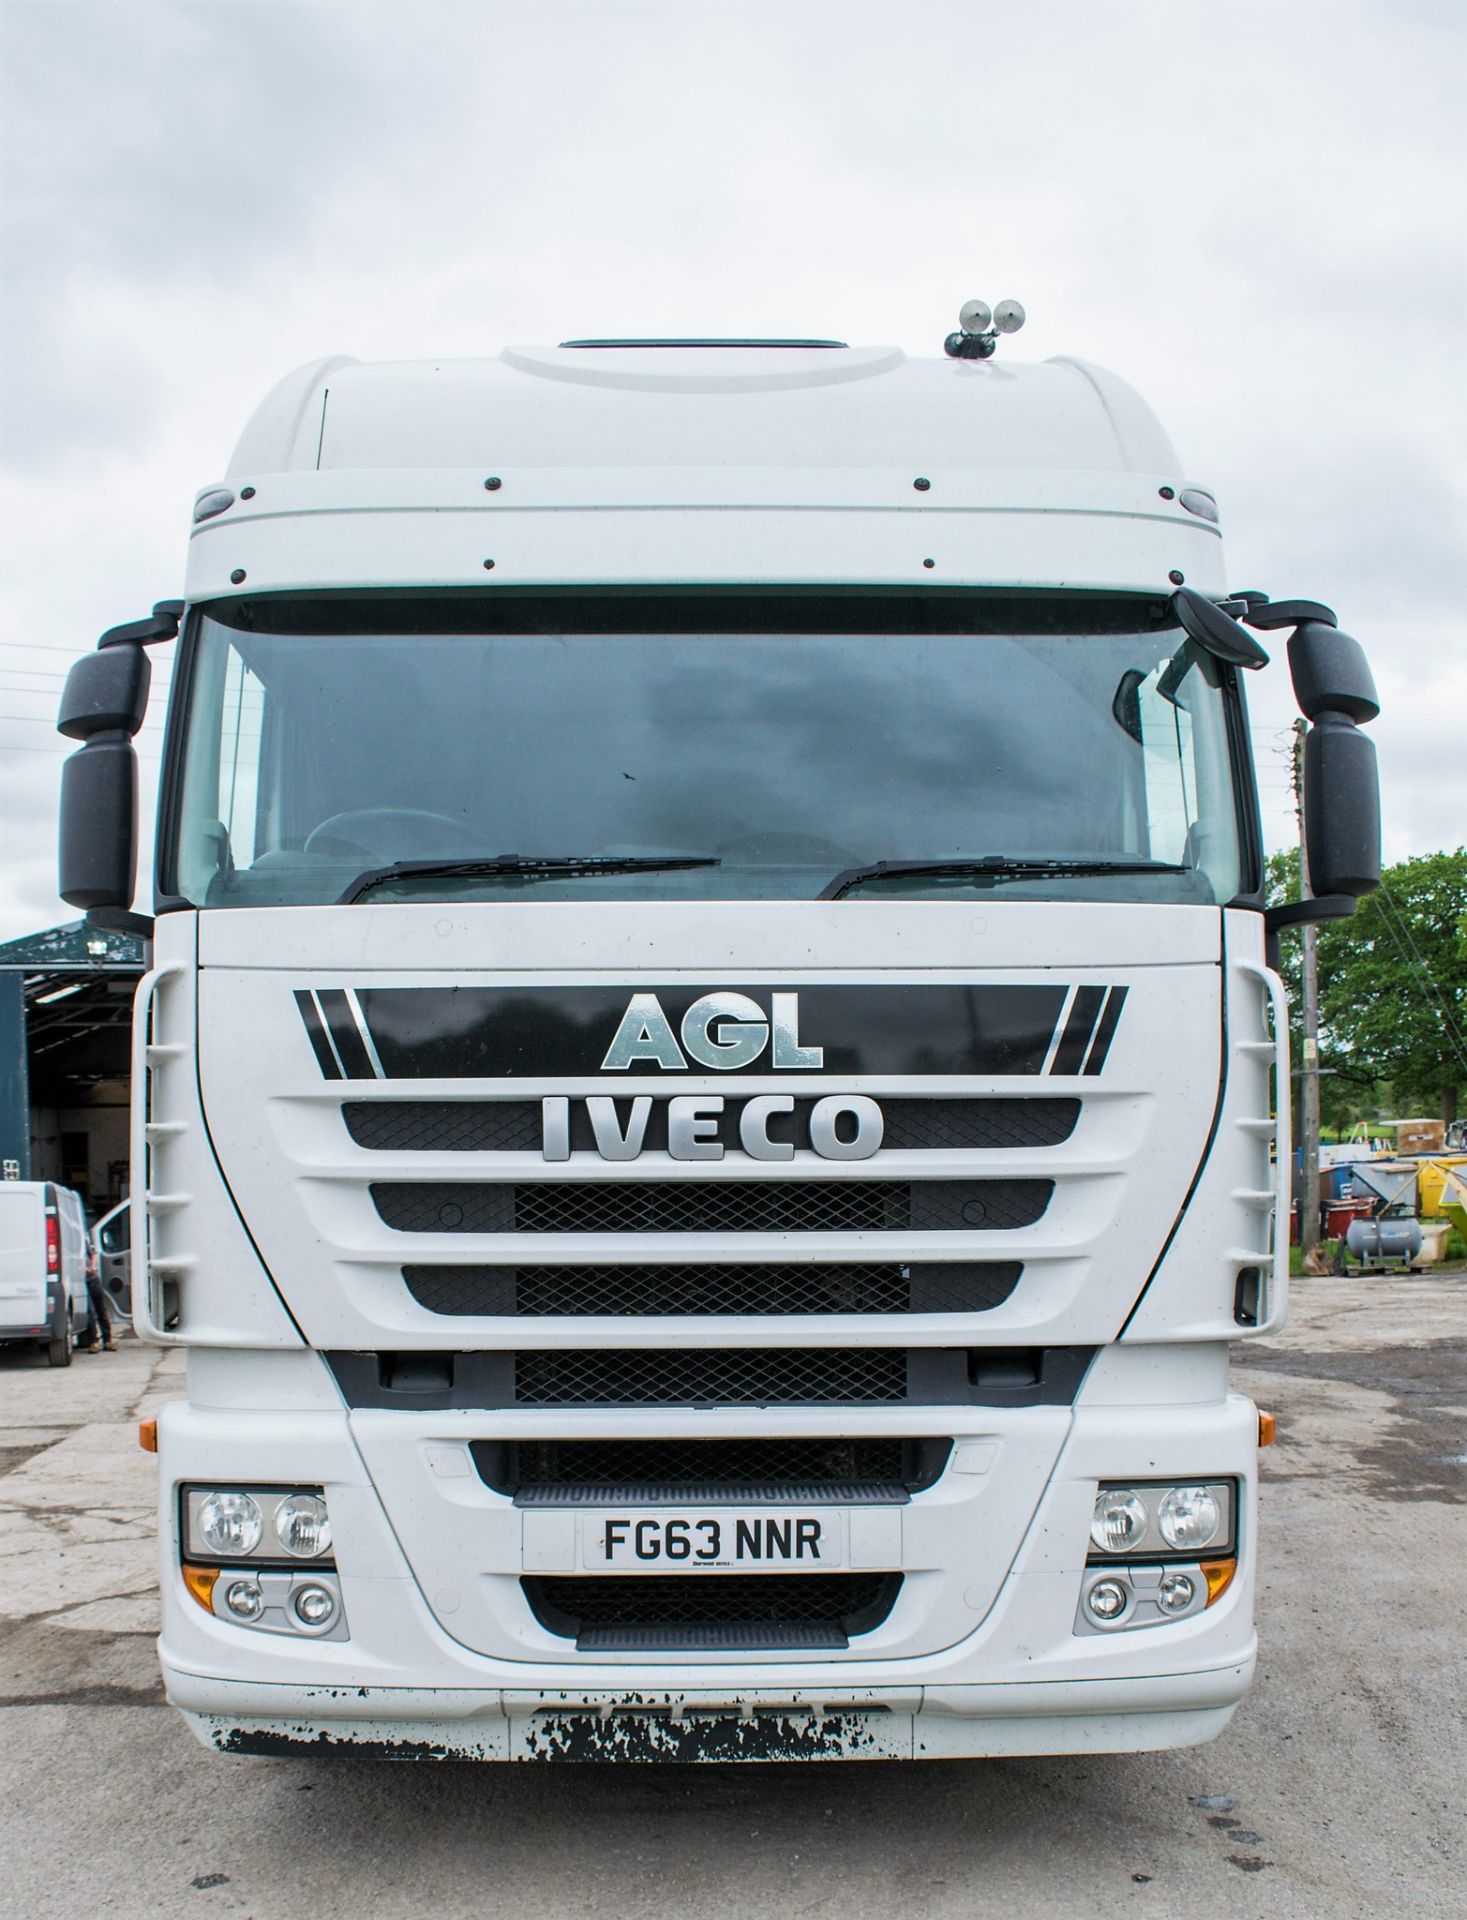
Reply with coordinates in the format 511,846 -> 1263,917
57,644 -> 151,740
1171,587 -> 1270,669
1288,621 -> 1380,725
59,737 -> 138,909
1304,713 -> 1380,897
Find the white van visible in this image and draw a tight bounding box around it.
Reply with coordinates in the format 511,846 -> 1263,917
0,1181 -> 93,1366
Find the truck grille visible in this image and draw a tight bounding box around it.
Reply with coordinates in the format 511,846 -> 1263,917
472,1436 -> 951,1498
344,1096 -> 1079,1154
523,1572 -> 902,1651
372,1179 -> 1052,1235
324,1345 -> 1093,1409
515,1347 -> 907,1405
402,1260 -> 1022,1317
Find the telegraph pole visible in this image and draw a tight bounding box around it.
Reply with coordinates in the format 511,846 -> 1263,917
1293,718 -> 1322,1256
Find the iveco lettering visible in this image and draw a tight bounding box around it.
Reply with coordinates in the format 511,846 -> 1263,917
56,300 -> 1383,1764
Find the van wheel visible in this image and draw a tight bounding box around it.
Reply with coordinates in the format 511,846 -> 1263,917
47,1315 -> 74,1368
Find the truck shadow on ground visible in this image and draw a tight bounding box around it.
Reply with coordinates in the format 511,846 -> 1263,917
217,1741 -> 1274,1902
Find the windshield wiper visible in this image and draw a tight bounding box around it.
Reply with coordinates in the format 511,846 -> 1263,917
819,856 -> 1189,901
341,854 -> 721,903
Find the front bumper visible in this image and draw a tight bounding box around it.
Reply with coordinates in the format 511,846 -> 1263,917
156,1381 -> 1259,1760
169,1665 -> 1252,1762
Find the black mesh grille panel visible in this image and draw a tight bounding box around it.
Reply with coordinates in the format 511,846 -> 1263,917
325,1345 -> 1094,1411
403,1261 -> 1022,1317
345,1096 -> 1078,1154
524,1573 -> 901,1636
372,1179 -> 1051,1235
473,1436 -> 949,1496
883,1098 -> 1078,1150
514,1348 -> 907,1405
346,1102 -> 541,1153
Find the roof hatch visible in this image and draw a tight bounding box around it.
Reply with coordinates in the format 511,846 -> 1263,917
558,338 -> 848,349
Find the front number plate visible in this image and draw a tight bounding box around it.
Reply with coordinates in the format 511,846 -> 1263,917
583,1509 -> 847,1571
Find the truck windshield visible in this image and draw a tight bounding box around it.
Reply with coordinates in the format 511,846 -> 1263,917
166,594 -> 1250,908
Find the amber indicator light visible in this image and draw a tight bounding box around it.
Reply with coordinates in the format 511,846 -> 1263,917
182,1565 -> 219,1613
1201,1559 -> 1237,1607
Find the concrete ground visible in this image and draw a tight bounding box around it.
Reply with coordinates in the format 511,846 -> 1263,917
1,1276 -> 1463,1920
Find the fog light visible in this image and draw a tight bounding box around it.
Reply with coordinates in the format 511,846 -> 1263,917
197,1491 -> 263,1558
1091,1489 -> 1148,1554
1157,1571 -> 1196,1613
1158,1485 -> 1222,1551
274,1492 -> 332,1559
223,1577 -> 264,1621
292,1583 -> 337,1629
1086,1577 -> 1129,1621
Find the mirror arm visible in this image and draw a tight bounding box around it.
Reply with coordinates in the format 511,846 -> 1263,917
85,906 -> 155,940
1264,894 -> 1357,933
98,600 -> 184,650
1238,596 -> 1338,632
1263,893 -> 1357,972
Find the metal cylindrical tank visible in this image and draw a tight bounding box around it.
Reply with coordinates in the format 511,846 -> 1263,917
1346,1217 -> 1423,1265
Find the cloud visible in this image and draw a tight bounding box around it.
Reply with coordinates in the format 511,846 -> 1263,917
2,0 -> 1463,937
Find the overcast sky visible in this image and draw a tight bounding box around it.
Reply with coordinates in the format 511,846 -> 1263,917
1,0 -> 1463,941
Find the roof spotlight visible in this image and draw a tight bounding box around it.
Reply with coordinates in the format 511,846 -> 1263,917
993,299 -> 1026,335
945,296 -> 1026,360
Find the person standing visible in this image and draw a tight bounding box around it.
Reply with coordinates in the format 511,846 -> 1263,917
84,1243 -> 118,1353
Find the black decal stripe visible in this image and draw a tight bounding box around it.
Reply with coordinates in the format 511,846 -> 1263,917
356,984 -> 1068,1079
317,988 -> 377,1080
1049,986 -> 1105,1076
1082,985 -> 1128,1075
295,990 -> 343,1080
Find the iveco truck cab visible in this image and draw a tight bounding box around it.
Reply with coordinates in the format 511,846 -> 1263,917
56,302 -> 1382,1762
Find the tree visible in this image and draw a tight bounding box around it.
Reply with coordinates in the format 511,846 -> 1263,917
1269,848 -> 1467,1126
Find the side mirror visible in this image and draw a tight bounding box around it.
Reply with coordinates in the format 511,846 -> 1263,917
1305,713 -> 1381,897
59,735 -> 138,910
1288,621 -> 1379,725
57,644 -> 151,740
1257,596 -> 1382,941
54,604 -> 180,931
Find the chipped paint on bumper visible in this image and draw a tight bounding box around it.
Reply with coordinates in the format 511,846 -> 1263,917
177,1660 -> 1251,1763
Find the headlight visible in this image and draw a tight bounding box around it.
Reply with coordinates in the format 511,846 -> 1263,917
1158,1485 -> 1222,1551
274,1492 -> 332,1559
183,1486 -> 334,1564
196,1491 -> 263,1558
1087,1479 -> 1236,1559
1091,1489 -> 1148,1554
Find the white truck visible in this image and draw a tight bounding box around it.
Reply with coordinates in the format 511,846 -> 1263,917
56,308 -> 1382,1763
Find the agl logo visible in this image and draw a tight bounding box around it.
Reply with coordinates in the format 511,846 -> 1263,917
601,991 -> 824,1072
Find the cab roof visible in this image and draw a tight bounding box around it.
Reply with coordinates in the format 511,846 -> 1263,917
226,343 -> 1184,481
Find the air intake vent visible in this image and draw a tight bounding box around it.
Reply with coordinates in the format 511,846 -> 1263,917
322,1345 -> 1093,1410
523,1572 -> 900,1651
515,1347 -> 907,1405
372,1179 -> 1052,1236
402,1261 -> 1022,1317
472,1435 -> 952,1500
